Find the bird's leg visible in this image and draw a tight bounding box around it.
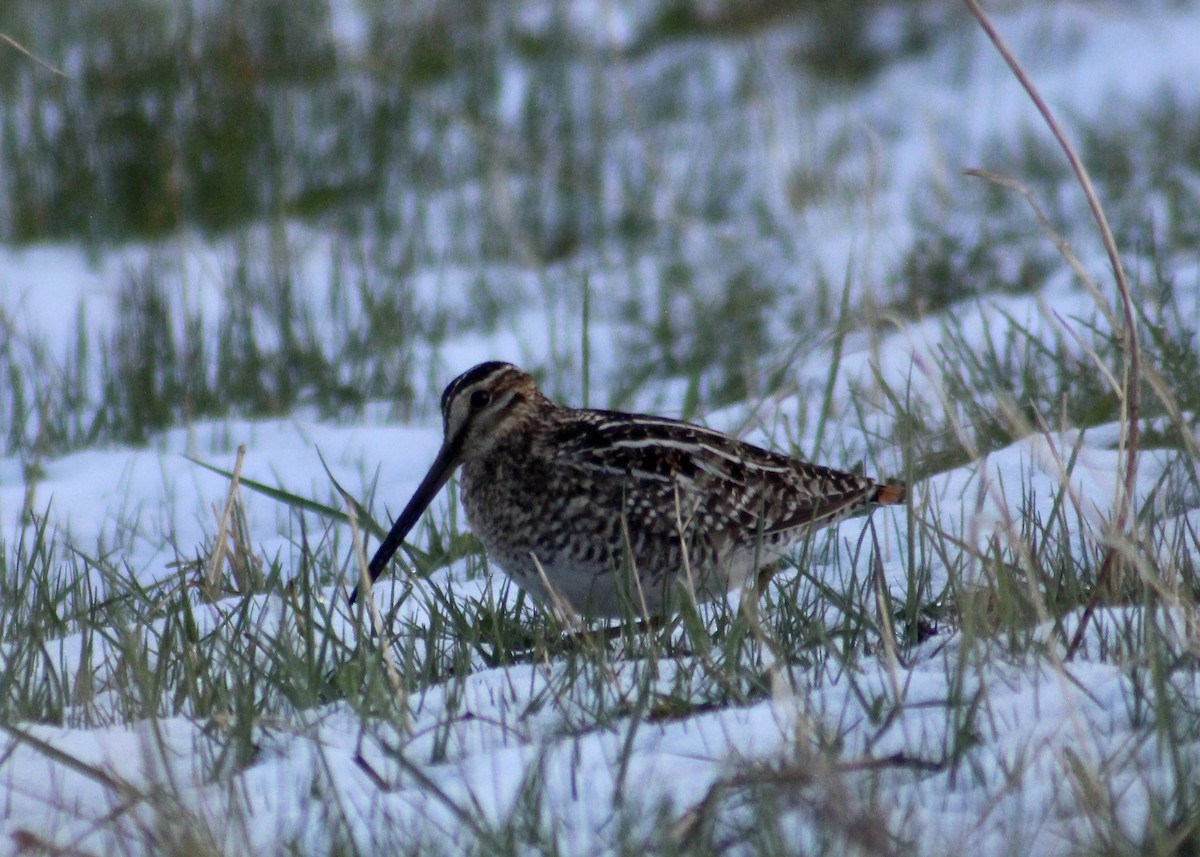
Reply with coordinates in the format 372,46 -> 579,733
755,561 -> 781,601
599,613 -> 667,641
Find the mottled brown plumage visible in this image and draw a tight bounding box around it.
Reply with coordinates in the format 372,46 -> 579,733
352,362 -> 906,617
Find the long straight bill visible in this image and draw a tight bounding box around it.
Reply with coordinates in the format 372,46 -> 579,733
349,437 -> 462,605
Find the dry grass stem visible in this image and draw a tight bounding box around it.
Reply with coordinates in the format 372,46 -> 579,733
204,444 -> 246,600
963,0 -> 1142,658
348,503 -> 410,734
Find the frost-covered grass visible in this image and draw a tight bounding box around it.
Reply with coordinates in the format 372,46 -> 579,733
3,1 -> 1200,855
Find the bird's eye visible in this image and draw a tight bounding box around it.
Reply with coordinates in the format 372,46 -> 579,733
470,390 -> 491,409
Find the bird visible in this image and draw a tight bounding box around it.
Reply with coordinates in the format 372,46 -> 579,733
350,361 -> 906,618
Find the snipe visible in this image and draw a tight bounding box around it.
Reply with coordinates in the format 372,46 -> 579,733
351,362 -> 905,617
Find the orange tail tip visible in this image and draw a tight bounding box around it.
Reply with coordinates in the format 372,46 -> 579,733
873,482 -> 907,505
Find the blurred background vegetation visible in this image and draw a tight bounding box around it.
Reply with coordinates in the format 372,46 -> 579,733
0,0 -> 945,245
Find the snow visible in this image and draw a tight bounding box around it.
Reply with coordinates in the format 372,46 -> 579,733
3,2 -> 1200,855
4,608 -> 1194,855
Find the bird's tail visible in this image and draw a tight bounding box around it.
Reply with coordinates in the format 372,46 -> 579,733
872,482 -> 907,506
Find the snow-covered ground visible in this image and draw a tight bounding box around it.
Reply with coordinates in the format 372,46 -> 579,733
2,2 -> 1200,854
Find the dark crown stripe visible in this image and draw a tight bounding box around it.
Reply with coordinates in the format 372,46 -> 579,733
441,361 -> 514,413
